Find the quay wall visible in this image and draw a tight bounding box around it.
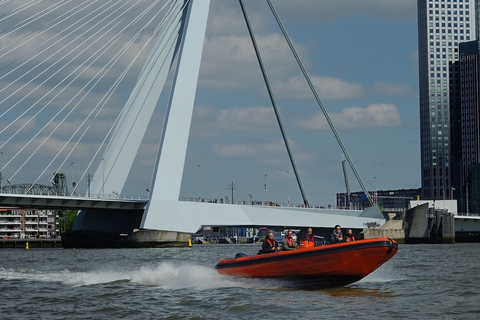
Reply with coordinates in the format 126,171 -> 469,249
362,228 -> 405,240
0,239 -> 62,249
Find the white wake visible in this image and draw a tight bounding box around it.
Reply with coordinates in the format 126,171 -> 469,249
0,262 -> 279,290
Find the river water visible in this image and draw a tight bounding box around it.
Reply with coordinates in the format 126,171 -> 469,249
0,243 -> 478,319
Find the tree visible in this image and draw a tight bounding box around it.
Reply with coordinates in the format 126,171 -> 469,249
58,210 -> 78,233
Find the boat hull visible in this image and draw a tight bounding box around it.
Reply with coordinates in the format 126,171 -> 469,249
215,238 -> 398,288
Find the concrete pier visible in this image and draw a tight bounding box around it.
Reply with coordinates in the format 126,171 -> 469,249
404,203 -> 455,243
131,229 -> 191,247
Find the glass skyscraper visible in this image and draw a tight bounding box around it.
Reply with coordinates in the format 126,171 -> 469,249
417,0 -> 476,203
458,40 -> 480,212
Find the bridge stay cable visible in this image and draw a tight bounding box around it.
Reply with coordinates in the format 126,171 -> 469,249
0,1 -> 98,63
70,0 -> 179,196
0,0 -> 72,43
0,0 -> 40,26
265,0 -> 374,206
62,0 -> 179,197
30,0 -> 174,195
28,0 -> 171,195
0,1 -> 114,80
0,1 -> 134,123
0,1 -> 171,190
89,0 -> 188,199
1,1 -> 148,176
238,0 -> 309,207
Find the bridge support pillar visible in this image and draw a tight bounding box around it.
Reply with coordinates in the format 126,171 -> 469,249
131,229 -> 191,247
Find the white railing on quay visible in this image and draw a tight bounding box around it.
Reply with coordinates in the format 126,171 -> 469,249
456,212 -> 480,217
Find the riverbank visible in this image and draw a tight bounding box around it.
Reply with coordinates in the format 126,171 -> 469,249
0,239 -> 62,249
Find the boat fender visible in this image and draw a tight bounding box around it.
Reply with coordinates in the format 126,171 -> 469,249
386,239 -> 394,254
235,252 -> 248,258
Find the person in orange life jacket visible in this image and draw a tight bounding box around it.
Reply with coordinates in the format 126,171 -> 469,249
262,231 -> 281,253
303,227 -> 315,242
330,225 -> 344,243
345,228 -> 355,242
282,230 -> 298,251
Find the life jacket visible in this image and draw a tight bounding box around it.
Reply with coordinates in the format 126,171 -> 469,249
346,235 -> 355,242
305,233 -> 314,242
266,238 -> 276,247
285,236 -> 295,247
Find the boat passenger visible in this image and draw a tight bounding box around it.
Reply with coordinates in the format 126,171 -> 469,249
330,225 -> 344,243
262,231 -> 281,254
282,230 -> 298,251
304,228 -> 315,242
298,227 -> 317,247
345,228 -> 355,242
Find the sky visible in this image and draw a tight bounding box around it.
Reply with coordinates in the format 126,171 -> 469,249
0,0 -> 419,208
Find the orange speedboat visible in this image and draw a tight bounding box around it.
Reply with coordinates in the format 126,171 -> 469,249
215,238 -> 398,288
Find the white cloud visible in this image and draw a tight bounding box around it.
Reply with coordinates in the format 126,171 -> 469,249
192,105 -> 277,139
207,1 -> 270,36
296,103 -> 402,130
212,139 -> 296,160
371,82 -> 417,97
216,106 -> 275,131
212,143 -> 256,157
0,116 -> 36,136
200,33 -> 310,89
273,0 -> 416,23
273,75 -> 365,100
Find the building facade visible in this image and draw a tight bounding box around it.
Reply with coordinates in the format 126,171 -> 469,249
459,40 -> 480,212
418,0 -> 476,203
0,208 -> 59,239
336,188 -> 422,211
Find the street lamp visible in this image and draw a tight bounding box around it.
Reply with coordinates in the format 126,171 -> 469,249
70,162 -> 74,190
197,164 -> 201,201
264,174 -> 268,205
102,158 -> 105,198
286,170 -> 290,207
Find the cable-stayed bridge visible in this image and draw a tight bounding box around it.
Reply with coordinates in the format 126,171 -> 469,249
0,1 -> 385,247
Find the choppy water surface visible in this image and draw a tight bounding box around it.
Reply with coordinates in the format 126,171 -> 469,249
1,243 -> 479,319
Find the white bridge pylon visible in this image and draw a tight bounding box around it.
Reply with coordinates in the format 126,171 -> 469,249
88,0 -> 384,233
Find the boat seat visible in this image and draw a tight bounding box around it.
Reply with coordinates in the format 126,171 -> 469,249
235,252 -> 248,258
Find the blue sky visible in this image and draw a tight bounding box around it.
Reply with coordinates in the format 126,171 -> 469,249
0,0 -> 419,207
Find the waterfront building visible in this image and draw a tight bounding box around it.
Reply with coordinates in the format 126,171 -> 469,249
0,208 -> 58,239
417,0 -> 476,203
336,188 -> 422,211
458,40 -> 480,212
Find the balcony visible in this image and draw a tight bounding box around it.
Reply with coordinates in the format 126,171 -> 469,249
0,221 -> 21,224
0,213 -> 21,218
0,228 -> 22,233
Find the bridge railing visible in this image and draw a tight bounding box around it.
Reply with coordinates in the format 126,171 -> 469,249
0,189 -> 149,201
178,196 -> 339,210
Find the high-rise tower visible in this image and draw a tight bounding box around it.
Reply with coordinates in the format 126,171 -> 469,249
417,0 -> 476,202
458,40 -> 480,212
